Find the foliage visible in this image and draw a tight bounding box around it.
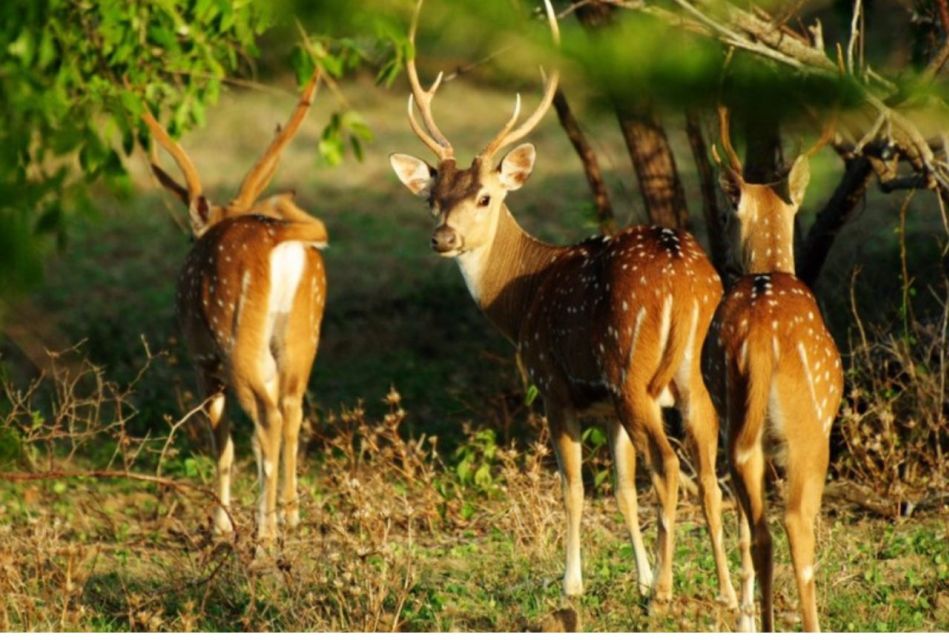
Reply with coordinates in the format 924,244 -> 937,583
0,0 -> 271,298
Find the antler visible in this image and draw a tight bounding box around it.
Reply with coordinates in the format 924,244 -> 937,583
713,105 -> 744,176
229,67 -> 323,211
406,0 -> 454,161
802,114 -> 836,159
142,109 -> 204,206
479,0 -> 560,161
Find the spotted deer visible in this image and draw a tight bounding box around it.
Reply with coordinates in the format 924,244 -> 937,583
389,0 -> 737,606
703,108 -> 842,631
141,69 -> 328,544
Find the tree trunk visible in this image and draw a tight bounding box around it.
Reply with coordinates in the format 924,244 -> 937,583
685,110 -> 729,276
742,110 -> 784,183
615,106 -> 690,229
573,0 -> 690,229
798,156 -> 873,287
552,88 -> 617,234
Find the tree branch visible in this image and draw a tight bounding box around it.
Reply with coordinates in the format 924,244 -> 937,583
798,155 -> 873,287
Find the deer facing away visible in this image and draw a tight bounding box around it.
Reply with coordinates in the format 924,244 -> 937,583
141,70 -> 329,544
703,108 -> 842,631
390,0 -> 737,607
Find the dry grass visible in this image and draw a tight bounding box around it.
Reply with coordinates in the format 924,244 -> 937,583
833,282 -> 948,515
1,350 -> 947,631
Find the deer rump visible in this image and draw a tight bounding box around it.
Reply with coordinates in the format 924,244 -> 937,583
176,214 -> 327,388
521,225 -> 718,410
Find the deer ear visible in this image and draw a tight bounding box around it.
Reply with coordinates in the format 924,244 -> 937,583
498,143 -> 536,191
390,153 -> 436,198
188,196 -> 211,236
718,167 -> 743,208
787,155 -> 810,206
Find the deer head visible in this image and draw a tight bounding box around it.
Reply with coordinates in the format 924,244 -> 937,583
713,107 -> 820,275
389,0 -> 559,257
712,107 -> 834,275
142,68 -> 324,239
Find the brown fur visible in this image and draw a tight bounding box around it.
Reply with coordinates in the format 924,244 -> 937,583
704,157 -> 842,631
143,70 -> 328,545
393,143 -> 736,604
430,159 -> 483,212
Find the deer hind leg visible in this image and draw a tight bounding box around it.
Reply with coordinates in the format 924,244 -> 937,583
274,262 -> 322,531
607,420 -> 653,596
616,389 -> 679,603
676,365 -> 738,608
199,371 -> 233,536
784,438 -> 829,632
547,400 -> 584,596
276,347 -> 317,530
730,438 -> 772,631
232,350 -> 284,545
278,390 -> 304,529
735,499 -> 756,632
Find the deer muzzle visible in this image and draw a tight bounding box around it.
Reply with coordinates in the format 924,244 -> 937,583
431,224 -> 460,254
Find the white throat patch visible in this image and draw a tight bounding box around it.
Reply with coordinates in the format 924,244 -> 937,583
455,244 -> 489,304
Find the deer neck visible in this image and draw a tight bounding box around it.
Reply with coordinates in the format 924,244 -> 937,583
740,190 -> 797,275
455,205 -> 561,343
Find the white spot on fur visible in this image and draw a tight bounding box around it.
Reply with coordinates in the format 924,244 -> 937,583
797,342 -> 821,424
626,307 -> 648,377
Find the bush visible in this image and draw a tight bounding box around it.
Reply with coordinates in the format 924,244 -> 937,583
835,286 -> 948,515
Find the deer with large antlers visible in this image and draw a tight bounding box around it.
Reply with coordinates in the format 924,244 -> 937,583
703,108 -> 842,631
141,70 -> 328,544
389,0 -> 737,606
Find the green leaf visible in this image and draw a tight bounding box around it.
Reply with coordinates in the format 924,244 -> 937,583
474,464 -> 493,489
291,45 -> 316,87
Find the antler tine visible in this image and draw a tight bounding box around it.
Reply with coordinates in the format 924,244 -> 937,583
142,108 -> 203,204
230,67 -> 323,211
803,114 -> 837,159
406,0 -> 453,161
479,0 -> 560,161
147,145 -> 190,206
716,105 -> 743,175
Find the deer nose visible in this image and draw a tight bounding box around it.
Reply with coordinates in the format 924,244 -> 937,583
431,225 -> 459,253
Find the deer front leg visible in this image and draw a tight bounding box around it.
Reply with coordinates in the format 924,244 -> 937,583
198,373 -> 234,536
608,420 -> 653,596
208,392 -> 235,535
731,442 -> 772,631
682,378 -> 738,608
547,402 -> 584,596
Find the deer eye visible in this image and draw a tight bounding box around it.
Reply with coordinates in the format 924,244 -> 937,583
477,194 -> 491,208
